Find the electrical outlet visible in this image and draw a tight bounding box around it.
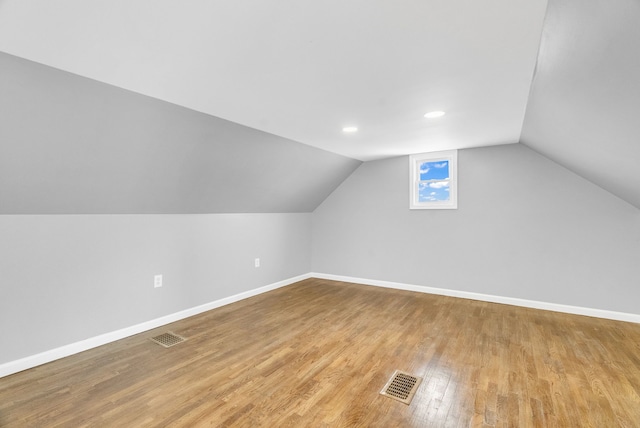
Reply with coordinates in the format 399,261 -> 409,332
254,258 -> 260,268
154,274 -> 163,288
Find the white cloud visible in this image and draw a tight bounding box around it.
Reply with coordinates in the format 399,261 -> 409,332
434,162 -> 448,168
430,191 -> 436,195
428,181 -> 449,189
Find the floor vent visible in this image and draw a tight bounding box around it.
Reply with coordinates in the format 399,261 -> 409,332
380,370 -> 422,405
150,332 -> 186,348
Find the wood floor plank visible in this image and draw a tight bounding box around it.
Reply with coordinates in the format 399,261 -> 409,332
2,278 -> 640,427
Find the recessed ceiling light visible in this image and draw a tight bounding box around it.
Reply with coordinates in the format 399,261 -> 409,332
342,126 -> 358,133
424,111 -> 446,119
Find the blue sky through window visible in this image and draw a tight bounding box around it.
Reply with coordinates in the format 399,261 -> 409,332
419,160 -> 449,180
418,160 -> 450,202
410,150 -> 457,209
418,182 -> 450,202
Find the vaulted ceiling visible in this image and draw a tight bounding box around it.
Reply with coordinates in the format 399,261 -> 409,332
1,0 -> 638,209
0,0 -> 547,161
521,0 -> 640,209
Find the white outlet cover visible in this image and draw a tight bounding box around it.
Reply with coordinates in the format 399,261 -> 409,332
154,275 -> 163,288
254,258 -> 260,268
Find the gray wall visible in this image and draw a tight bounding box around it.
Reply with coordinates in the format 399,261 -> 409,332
0,51 -> 355,366
312,144 -> 640,314
0,213 -> 310,364
0,52 -> 361,214
521,0 -> 640,209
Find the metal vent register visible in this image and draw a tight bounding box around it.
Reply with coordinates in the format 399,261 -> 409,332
380,370 -> 422,405
150,332 -> 186,348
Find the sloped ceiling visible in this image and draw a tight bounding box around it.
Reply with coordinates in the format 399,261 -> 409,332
1,1 -> 638,210
520,0 -> 640,209
0,53 -> 360,213
0,0 -> 547,161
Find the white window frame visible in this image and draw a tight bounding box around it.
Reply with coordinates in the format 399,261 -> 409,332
409,150 -> 458,209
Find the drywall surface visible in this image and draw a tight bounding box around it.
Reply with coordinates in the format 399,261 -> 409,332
521,0 -> 640,208
0,0 -> 548,162
312,144 -> 640,314
0,52 -> 361,214
0,213 -> 310,364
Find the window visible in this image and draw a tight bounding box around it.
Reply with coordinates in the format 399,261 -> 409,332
409,150 -> 457,209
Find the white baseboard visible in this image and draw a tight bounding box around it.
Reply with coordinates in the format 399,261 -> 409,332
310,273 -> 640,324
4,272 -> 638,379
0,273 -> 311,379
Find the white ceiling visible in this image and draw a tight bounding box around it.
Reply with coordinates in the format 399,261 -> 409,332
0,0 -> 548,161
520,0 -> 640,209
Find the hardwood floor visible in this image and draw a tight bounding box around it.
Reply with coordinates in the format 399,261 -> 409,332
2,278 -> 640,427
